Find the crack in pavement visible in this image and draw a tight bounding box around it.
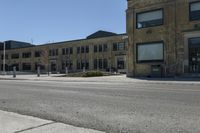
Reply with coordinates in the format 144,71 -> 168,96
14,122 -> 56,133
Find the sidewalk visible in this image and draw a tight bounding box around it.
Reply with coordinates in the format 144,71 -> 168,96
0,74 -> 200,85
0,110 -> 104,133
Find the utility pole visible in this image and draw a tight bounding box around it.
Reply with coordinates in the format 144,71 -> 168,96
3,42 -> 6,75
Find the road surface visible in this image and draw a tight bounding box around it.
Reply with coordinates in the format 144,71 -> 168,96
0,79 -> 199,133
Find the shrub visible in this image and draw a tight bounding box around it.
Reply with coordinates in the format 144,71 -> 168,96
82,71 -> 103,77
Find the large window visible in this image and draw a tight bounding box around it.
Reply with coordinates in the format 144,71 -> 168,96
137,42 -> 164,63
136,9 -> 163,29
190,2 -> 200,21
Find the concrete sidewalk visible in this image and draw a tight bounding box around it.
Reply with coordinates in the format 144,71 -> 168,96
0,110 -> 104,133
0,74 -> 200,85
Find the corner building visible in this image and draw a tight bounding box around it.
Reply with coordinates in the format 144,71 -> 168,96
126,0 -> 200,77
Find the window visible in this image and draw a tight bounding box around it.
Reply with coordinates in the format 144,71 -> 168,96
22,63 -> 31,71
49,49 -> 58,56
136,9 -> 163,29
11,64 -> 19,71
99,59 -> 103,69
35,51 -> 41,57
77,47 -> 80,54
85,60 -> 89,69
137,41 -> 164,63
103,44 -> 108,52
113,43 -> 118,51
190,2 -> 200,21
66,60 -> 73,69
1,54 -> 8,59
94,45 -> 98,53
62,48 -> 65,55
81,46 -> 85,53
94,59 -> 98,69
117,58 -> 125,69
22,52 -> 31,58
81,60 -> 85,69
70,47 -> 73,54
86,46 -> 89,53
56,49 -> 58,55
66,48 -> 69,55
113,42 -> 125,51
11,53 -> 19,59
103,59 -> 108,69
99,45 -> 103,52
77,60 -> 81,69
118,42 -> 125,50
35,63 -> 45,70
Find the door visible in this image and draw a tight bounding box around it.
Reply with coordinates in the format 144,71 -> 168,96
189,38 -> 200,73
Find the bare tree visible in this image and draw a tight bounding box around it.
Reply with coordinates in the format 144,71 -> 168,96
41,47 -> 50,75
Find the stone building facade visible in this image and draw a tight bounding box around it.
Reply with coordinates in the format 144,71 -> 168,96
126,0 -> 200,77
0,31 -> 127,74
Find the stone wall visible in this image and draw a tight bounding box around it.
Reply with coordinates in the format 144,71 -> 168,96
127,0 -> 200,77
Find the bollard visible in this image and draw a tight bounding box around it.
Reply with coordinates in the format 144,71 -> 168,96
65,67 -> 68,75
13,66 -> 16,78
83,67 -> 86,73
37,66 -> 40,77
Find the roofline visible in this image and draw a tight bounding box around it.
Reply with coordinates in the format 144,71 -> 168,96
0,33 -> 127,51
37,33 -> 127,46
5,40 -> 33,45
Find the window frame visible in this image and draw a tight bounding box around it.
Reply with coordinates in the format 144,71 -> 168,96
189,1 -> 200,21
136,41 -> 164,63
136,8 -> 164,29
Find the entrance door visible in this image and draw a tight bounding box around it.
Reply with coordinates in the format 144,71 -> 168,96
189,38 -> 200,73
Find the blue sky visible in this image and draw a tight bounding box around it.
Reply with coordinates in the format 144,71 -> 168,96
0,0 -> 126,44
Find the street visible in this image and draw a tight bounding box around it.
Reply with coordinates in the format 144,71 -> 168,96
0,79 -> 200,133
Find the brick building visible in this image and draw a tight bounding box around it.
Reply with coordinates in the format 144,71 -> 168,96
0,31 -> 127,73
126,0 -> 200,77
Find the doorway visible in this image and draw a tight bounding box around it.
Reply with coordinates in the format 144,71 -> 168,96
188,37 -> 200,73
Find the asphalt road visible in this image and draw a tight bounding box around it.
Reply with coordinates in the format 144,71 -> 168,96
0,79 -> 200,133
